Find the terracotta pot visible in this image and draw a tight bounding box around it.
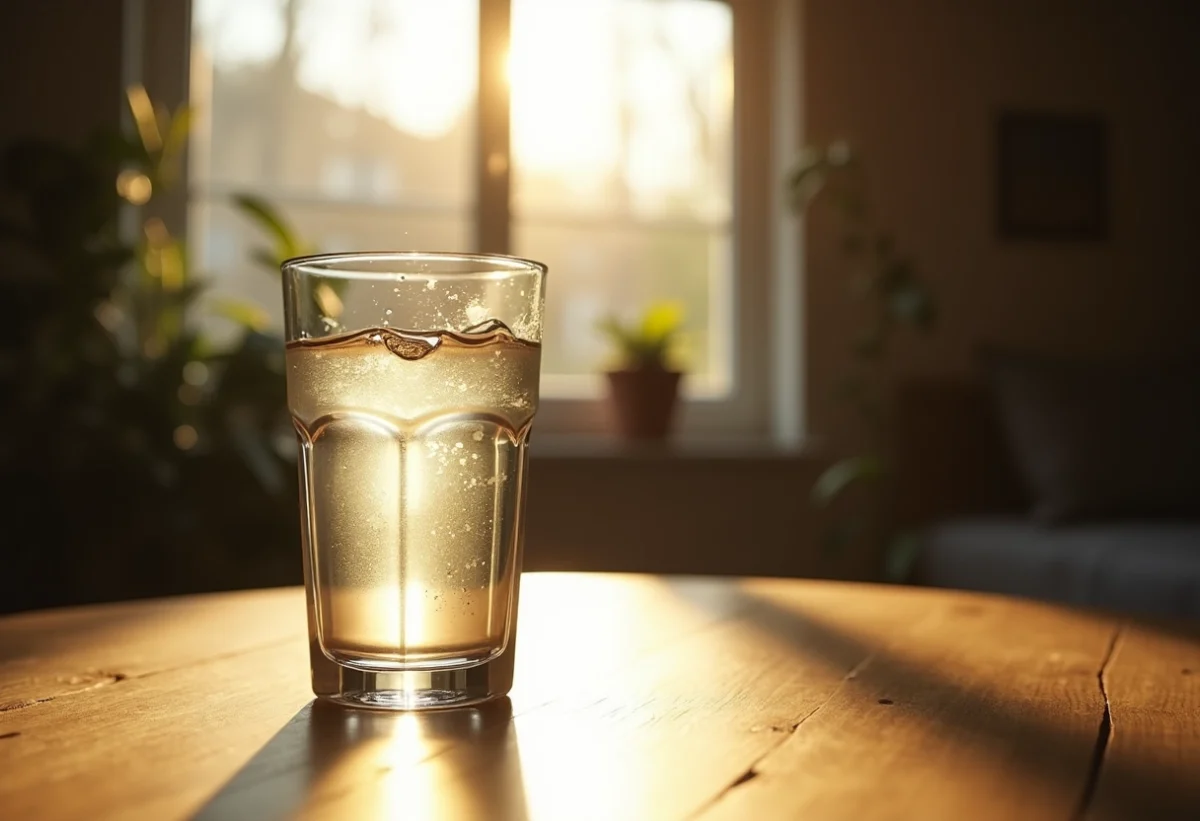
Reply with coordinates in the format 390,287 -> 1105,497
604,368 -> 683,440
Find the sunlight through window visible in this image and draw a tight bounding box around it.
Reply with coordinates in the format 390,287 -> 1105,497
191,0 -> 733,399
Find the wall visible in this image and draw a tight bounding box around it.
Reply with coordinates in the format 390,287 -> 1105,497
802,0 -> 1200,448
0,0 -> 124,148
524,448 -> 832,578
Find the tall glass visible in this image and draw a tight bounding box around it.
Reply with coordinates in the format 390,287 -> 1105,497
282,252 -> 546,709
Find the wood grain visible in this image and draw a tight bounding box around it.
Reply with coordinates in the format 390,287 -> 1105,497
0,574 -> 1196,821
0,587 -> 306,711
1088,623 -> 1200,821
698,594 -> 1117,821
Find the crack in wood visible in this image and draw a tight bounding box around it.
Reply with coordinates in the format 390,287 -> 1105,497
1072,625 -> 1122,821
0,670 -> 128,713
688,652 -> 877,819
729,768 -> 759,788
0,696 -> 55,713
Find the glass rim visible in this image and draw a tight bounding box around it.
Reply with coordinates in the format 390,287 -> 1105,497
281,250 -> 548,280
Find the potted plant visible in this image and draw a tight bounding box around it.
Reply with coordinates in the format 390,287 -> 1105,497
787,142 -> 936,579
598,302 -> 685,440
0,85 -> 312,611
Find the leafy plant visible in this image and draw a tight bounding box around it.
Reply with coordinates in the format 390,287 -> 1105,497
787,142 -> 936,578
0,86 -> 308,612
597,302 -> 685,371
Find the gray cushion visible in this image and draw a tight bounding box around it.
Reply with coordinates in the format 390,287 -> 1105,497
913,516 -> 1200,619
982,349 -> 1200,523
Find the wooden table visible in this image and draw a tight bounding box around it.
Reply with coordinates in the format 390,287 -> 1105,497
1,574 -> 1197,820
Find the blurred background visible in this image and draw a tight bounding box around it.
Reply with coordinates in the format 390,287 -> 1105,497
1,0 -> 1198,617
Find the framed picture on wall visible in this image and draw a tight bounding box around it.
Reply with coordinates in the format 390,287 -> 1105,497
996,112 -> 1108,240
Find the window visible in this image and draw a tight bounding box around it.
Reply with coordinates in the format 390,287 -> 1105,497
189,0 -> 479,341
508,0 -> 733,398
149,0 -> 773,434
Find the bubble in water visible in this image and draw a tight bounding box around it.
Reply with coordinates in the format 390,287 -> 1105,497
385,333 -> 437,360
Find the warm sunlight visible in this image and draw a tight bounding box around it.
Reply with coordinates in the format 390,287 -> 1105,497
195,0 -> 477,139
508,0 -> 733,216
509,2 -> 621,191
192,0 -> 735,391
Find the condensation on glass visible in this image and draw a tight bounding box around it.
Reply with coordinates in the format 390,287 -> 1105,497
283,252 -> 546,709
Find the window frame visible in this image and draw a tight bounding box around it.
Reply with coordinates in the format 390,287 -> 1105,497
128,0 -> 777,439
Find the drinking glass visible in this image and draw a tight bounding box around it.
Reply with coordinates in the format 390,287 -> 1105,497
282,252 -> 546,709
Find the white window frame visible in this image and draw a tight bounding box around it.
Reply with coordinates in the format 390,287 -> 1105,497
126,0 -> 787,441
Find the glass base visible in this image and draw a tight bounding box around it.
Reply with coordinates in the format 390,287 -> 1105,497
309,640 -> 516,711
332,689 -> 487,710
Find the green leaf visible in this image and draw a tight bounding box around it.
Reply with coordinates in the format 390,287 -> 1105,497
250,248 -> 279,274
598,302 -> 684,368
811,455 -> 885,507
824,140 -> 854,167
126,84 -> 162,154
887,281 -> 935,329
884,531 -> 924,582
640,301 -> 683,346
156,105 -> 192,188
212,298 -> 271,331
232,193 -> 307,262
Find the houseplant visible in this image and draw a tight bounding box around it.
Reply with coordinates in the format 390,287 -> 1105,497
598,302 -> 685,440
787,142 -> 936,578
0,86 -> 308,611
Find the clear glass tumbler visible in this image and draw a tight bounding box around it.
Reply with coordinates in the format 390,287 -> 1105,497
282,252 -> 546,709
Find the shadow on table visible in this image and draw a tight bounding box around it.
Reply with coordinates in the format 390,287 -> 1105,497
672,583 -> 1197,821
193,697 -> 527,821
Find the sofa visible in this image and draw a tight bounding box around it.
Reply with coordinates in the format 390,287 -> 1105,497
895,355 -> 1200,620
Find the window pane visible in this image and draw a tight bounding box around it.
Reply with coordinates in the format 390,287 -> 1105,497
192,198 -> 471,333
516,220 -> 732,398
510,0 -> 734,394
190,0 -> 477,334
